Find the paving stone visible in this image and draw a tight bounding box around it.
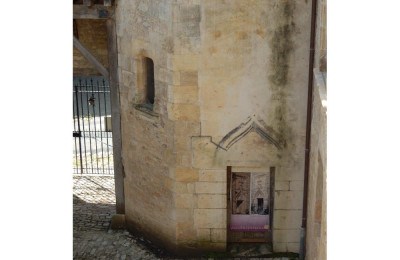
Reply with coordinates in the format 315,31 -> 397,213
73,175 -> 159,260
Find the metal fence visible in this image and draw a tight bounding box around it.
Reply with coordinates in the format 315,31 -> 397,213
73,76 -> 114,175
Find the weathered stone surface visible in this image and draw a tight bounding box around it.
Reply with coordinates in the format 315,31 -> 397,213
177,221 -> 197,241
163,176 -> 175,191
195,182 -> 226,194
305,34 -> 327,260
176,194 -> 197,209
289,180 -> 304,191
275,167 -> 305,181
173,85 -> 199,104
287,243 -> 300,254
174,135 -> 191,150
176,21 -> 200,38
197,194 -> 226,209
187,183 -> 195,193
180,71 -> 198,85
211,229 -> 226,242
273,242 -> 287,253
199,170 -> 226,182
178,5 -> 201,23
172,54 -> 199,70
274,210 -> 302,229
197,228 -> 210,241
275,181 -> 290,191
174,121 -> 201,136
114,0 -> 314,254
175,181 -> 188,194
121,69 -> 135,87
275,191 -> 303,210
273,229 -> 300,243
175,168 -> 199,182
175,208 -> 192,222
194,209 -> 226,228
170,104 -> 200,121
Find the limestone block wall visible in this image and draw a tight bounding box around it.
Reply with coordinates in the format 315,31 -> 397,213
73,19 -> 109,76
313,0 -> 327,73
115,0 -> 177,251
306,0 -> 327,259
305,69 -> 326,260
186,0 -> 311,253
116,0 -> 312,254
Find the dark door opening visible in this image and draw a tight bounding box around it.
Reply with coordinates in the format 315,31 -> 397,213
257,198 -> 264,213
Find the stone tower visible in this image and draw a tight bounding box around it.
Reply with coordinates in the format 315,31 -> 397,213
115,0 -> 312,254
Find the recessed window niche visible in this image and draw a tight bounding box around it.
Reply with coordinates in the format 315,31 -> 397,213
134,56 -> 157,116
144,57 -> 155,106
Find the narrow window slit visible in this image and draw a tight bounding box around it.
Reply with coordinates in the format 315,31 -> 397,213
144,57 -> 154,106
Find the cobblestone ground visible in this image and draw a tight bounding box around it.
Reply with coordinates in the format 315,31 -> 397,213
73,175 -> 163,259
73,175 -> 298,260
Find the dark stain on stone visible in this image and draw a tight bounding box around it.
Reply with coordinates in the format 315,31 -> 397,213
268,0 -> 296,149
269,23 -> 294,86
269,2 -> 295,87
238,31 -> 248,40
162,37 -> 174,54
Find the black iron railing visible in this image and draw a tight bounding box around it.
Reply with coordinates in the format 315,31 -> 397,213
73,76 -> 113,175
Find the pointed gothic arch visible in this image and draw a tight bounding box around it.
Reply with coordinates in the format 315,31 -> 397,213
218,116 -> 282,150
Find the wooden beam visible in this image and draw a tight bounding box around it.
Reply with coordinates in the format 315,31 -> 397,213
107,18 -> 125,214
73,5 -> 114,19
73,36 -> 109,79
270,167 -> 275,252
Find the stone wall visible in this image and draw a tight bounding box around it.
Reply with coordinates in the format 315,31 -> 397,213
73,19 -> 109,76
313,0 -> 327,73
305,0 -> 327,259
115,0 -> 178,252
188,0 -> 312,253
305,69 -> 326,260
116,0 -> 313,254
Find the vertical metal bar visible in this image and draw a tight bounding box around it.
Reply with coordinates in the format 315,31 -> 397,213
97,79 -> 105,174
85,79 -> 94,174
79,80 -> 88,174
74,84 -> 84,174
73,82 -> 79,174
103,78 -> 111,174
91,78 -> 99,173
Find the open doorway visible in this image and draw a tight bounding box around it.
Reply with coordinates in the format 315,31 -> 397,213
227,166 -> 275,250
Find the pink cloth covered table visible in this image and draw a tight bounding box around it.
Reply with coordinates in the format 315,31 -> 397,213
230,214 -> 269,231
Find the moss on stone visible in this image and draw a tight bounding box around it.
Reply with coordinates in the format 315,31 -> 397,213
268,0 -> 296,150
